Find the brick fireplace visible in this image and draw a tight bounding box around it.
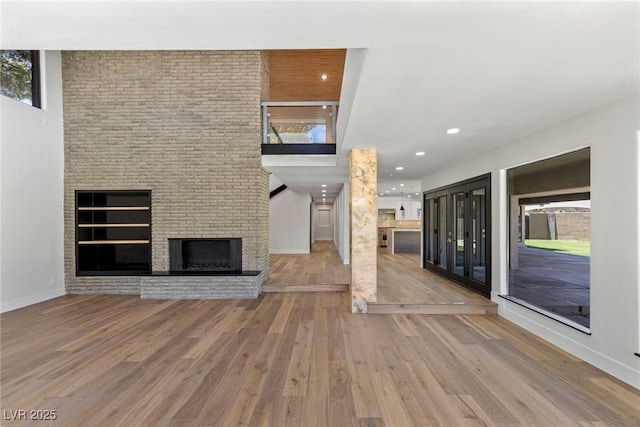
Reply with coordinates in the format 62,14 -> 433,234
63,50 -> 270,298
169,238 -> 242,273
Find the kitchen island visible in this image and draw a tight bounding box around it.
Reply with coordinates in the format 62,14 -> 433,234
390,228 -> 421,254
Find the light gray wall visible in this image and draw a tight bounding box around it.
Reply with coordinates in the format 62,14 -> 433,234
62,51 -> 270,295
269,189 -> 311,254
421,93 -> 640,389
1,51 -> 65,312
334,183 -> 350,264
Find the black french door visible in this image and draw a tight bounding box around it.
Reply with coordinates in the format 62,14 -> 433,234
423,175 -> 491,297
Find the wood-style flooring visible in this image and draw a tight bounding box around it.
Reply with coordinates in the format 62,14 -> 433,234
2,293 -> 639,426
266,242 -> 496,314
372,251 -> 497,314
263,241 -> 349,292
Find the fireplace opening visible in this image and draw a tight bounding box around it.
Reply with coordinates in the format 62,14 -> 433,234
169,238 -> 242,273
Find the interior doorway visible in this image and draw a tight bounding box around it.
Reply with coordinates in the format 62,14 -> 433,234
314,204 -> 334,241
423,174 -> 491,297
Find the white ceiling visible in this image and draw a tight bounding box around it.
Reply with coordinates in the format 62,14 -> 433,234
3,1 -> 638,204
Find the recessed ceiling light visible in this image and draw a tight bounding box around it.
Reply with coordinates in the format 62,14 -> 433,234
395,166 -> 404,170
408,195 -> 412,198
415,192 -> 419,195
400,184 -> 404,187
321,184 -> 327,187
392,187 -> 396,190
389,174 -> 393,177
385,191 -> 389,193
322,105 -> 327,109
446,128 -> 460,134
322,190 -> 326,193
380,193 -> 384,196
416,151 -> 425,156
321,74 -> 328,80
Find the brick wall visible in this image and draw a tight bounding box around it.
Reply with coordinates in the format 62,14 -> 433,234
527,212 -> 591,241
63,51 -> 270,295
556,212 -> 591,241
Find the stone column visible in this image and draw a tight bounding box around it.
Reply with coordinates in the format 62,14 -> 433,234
349,149 -> 377,313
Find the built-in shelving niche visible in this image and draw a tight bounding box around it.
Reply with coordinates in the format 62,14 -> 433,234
76,190 -> 151,275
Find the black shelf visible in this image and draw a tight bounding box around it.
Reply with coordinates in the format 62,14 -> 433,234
76,191 -> 151,275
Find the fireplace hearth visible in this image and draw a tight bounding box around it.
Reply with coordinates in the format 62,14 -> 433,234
169,238 -> 242,273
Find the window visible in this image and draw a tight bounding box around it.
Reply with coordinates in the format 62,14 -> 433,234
0,50 -> 41,108
506,148 -> 591,331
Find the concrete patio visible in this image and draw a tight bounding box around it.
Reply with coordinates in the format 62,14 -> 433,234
509,244 -> 590,327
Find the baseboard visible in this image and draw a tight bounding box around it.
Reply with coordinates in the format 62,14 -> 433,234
1,288 -> 66,313
337,248 -> 350,265
339,252 -> 350,265
270,249 -> 310,254
497,298 -> 640,390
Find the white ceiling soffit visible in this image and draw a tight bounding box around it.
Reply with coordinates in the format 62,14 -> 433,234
3,1 -> 638,193
0,1 -> 375,50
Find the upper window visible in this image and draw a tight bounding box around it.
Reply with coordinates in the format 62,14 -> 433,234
0,50 -> 41,108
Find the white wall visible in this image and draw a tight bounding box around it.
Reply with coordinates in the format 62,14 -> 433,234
313,203 -> 334,241
334,183 -> 350,264
269,189 -> 311,254
421,93 -> 640,388
0,51 -> 65,312
269,173 -> 284,192
378,196 -> 422,220
310,201 -> 315,244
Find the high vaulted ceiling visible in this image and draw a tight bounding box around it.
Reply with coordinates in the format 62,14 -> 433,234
2,1 -> 638,204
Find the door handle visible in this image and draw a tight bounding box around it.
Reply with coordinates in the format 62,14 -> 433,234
447,238 -> 452,243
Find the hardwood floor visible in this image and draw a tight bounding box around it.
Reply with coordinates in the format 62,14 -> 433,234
372,252 -> 497,314
263,241 -> 349,292
264,242 -> 495,316
2,293 -> 639,426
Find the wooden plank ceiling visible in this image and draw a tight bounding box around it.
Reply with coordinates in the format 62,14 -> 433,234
269,49 -> 346,102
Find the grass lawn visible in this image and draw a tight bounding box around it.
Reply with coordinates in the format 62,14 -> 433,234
525,239 -> 590,257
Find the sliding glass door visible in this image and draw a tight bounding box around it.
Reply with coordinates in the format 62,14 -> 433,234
424,198 -> 436,264
437,195 -> 448,274
451,187 -> 466,280
470,184 -> 487,285
423,175 -> 491,297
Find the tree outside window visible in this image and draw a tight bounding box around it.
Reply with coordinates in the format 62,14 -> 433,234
1,50 -> 40,108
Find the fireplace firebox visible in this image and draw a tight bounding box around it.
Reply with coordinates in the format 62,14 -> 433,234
169,238 -> 242,273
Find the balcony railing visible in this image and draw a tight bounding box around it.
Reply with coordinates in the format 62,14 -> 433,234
262,102 -> 338,155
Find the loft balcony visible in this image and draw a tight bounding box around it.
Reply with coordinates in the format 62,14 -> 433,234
261,102 -> 338,156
